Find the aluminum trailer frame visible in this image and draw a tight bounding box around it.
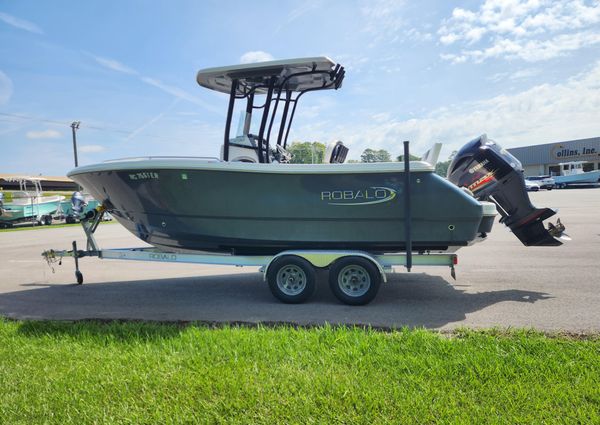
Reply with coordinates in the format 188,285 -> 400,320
41,208 -> 457,305
42,141 -> 458,305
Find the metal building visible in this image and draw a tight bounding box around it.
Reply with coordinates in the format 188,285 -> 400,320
508,136 -> 600,176
0,174 -> 77,191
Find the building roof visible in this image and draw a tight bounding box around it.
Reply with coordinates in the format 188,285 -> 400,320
0,173 -> 73,183
507,136 -> 600,166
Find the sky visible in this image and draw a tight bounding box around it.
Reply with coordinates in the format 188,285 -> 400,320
1,0 -> 600,175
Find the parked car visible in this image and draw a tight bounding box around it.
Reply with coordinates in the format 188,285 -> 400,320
525,175 -> 555,190
525,179 -> 540,191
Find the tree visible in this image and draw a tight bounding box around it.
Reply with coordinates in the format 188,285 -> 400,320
287,141 -> 326,164
360,148 -> 391,163
434,150 -> 457,177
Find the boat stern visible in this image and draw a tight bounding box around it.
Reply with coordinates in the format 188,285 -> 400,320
448,135 -> 567,246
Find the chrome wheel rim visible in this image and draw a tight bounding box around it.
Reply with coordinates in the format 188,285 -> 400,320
338,265 -> 370,297
276,265 -> 307,296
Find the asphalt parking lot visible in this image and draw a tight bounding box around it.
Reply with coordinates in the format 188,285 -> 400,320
0,188 -> 598,331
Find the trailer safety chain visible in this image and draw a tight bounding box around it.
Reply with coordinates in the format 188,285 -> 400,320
42,249 -> 64,273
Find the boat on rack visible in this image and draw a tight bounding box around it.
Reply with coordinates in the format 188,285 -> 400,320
0,176 -> 64,228
67,57 -> 565,254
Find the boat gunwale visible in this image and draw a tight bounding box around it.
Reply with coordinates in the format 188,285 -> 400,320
68,159 -> 435,177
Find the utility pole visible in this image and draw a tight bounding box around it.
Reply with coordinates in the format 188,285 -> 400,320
71,121 -> 81,167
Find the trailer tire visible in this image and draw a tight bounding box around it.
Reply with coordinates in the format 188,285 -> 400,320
329,256 -> 381,305
43,215 -> 53,225
267,256 -> 316,304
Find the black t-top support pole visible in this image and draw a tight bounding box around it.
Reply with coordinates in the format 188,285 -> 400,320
257,76 -> 277,163
403,140 -> 412,272
223,79 -> 238,162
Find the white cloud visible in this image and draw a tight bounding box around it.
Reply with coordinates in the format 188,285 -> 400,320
330,54 -> 369,72
239,51 -> 274,64
78,144 -> 105,153
140,77 -> 219,112
443,30 -> 600,63
361,0 -> 405,42
489,67 -> 541,82
439,0 -> 600,63
405,27 -> 433,42
333,61 -> 600,158
127,98 -> 180,140
89,54 -> 138,75
87,53 -> 220,113
371,112 -> 391,122
26,129 -> 62,139
360,0 -> 431,46
0,70 -> 13,105
275,0 -> 321,33
0,12 -> 43,34
510,67 -> 541,79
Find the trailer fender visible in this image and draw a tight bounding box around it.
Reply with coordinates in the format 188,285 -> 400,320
263,250 -> 387,283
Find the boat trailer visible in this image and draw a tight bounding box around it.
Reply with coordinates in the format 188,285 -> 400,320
42,141 -> 458,306
42,142 -> 458,305
42,206 -> 458,306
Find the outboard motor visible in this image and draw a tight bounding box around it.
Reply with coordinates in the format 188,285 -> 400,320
71,191 -> 87,216
447,134 -> 565,246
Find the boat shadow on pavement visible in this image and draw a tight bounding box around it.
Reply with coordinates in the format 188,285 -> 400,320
0,271 -> 551,329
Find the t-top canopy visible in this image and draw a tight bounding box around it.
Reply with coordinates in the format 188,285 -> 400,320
196,57 -> 342,95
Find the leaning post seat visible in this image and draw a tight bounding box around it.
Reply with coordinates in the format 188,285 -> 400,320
324,141 -> 349,163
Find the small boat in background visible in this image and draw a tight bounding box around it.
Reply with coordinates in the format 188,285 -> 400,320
553,162 -> 600,188
0,176 -> 64,228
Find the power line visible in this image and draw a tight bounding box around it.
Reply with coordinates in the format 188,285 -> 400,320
0,112 -> 128,133
0,112 -> 68,126
0,111 -> 211,144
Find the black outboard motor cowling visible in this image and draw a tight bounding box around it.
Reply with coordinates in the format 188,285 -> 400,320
71,191 -> 87,216
447,134 -> 564,246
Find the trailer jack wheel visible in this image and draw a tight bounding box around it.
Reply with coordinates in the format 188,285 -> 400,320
72,241 -> 84,285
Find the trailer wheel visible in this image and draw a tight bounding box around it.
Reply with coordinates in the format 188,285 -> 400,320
75,271 -> 83,285
43,215 -> 53,225
267,256 -> 316,304
329,257 -> 381,305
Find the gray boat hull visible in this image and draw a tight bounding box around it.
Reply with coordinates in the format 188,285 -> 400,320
69,161 -> 490,254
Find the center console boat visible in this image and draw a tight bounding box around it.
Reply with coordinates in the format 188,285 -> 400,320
48,57 -> 566,305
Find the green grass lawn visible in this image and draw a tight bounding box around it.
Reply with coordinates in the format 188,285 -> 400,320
0,321 -> 598,424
